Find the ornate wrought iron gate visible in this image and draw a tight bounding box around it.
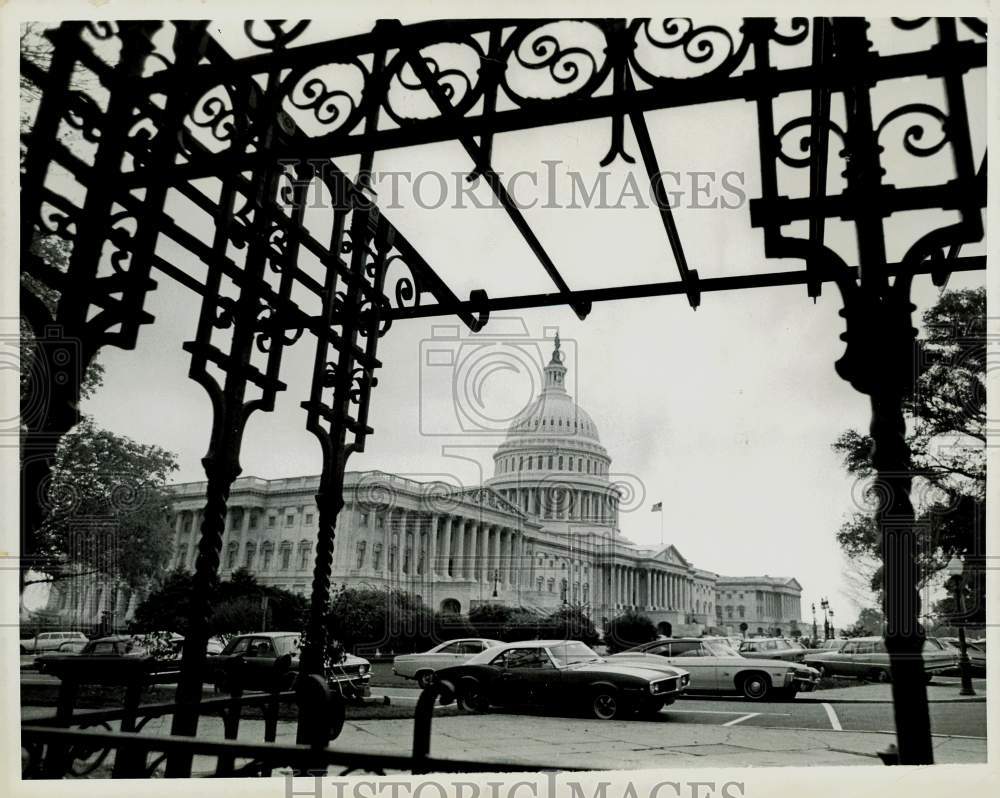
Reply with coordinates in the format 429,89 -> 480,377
20,17 -> 986,770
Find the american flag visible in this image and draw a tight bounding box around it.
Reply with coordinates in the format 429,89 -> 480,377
651,502 -> 662,512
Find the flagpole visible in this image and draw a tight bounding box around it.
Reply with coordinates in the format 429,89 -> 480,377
660,510 -> 664,547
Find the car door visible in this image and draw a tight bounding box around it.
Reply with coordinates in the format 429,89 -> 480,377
835,640 -> 861,676
651,641 -> 714,691
497,647 -> 556,706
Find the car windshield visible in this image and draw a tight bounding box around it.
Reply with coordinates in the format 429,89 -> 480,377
703,640 -> 741,657
548,642 -> 600,666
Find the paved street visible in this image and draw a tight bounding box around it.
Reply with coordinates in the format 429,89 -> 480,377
22,673 -> 986,770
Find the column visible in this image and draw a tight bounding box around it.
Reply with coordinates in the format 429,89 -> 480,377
441,516 -> 452,576
469,521 -> 479,580
396,510 -> 407,579
491,525 -> 501,587
172,513 -> 184,568
453,517 -> 464,578
428,514 -> 438,577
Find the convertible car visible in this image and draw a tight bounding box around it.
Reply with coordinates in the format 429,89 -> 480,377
434,639 -> 689,720
393,638 -> 503,688
803,636 -> 959,682
609,637 -> 819,700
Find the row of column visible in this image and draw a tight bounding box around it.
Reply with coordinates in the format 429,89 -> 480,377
497,487 -> 619,526
380,510 -> 524,589
604,565 -> 694,610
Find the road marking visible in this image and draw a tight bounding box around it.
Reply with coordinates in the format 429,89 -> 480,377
666,708 -> 790,716
822,702 -> 842,731
722,713 -> 759,727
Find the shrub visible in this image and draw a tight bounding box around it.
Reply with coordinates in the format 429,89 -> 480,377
604,610 -> 657,653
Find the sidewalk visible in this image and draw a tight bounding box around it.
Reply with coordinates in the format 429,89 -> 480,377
800,678 -> 987,704
21,707 -> 987,770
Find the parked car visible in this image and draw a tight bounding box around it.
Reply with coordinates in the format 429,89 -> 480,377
939,637 -> 986,675
739,638 -> 808,662
34,633 -> 180,673
609,636 -> 819,700
435,639 -> 689,720
393,638 -> 503,688
803,636 -> 959,682
21,631 -> 88,654
208,631 -> 372,701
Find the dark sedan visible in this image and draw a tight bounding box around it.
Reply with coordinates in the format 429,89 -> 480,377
434,639 -> 689,720
209,631 -> 372,701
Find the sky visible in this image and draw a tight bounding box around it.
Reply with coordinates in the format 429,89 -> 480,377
53,18 -> 988,628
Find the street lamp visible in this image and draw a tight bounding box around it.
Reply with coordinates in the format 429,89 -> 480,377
811,603 -> 818,642
828,609 -> 835,638
492,569 -> 500,599
820,598 -> 830,640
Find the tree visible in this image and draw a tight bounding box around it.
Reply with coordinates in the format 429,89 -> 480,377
542,606 -> 599,646
27,416 -> 178,591
842,606 -> 884,638
603,610 -> 657,654
832,288 -> 985,613
130,569 -> 307,637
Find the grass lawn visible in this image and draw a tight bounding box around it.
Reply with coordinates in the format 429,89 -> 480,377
369,661 -> 416,689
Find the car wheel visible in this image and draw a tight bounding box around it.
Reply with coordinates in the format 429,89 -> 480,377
591,690 -> 620,720
740,672 -> 771,701
875,669 -> 891,684
416,670 -> 435,689
459,681 -> 488,714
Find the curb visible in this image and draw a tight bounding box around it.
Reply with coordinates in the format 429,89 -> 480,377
795,695 -> 985,704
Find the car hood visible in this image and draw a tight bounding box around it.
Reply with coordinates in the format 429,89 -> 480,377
565,660 -> 687,680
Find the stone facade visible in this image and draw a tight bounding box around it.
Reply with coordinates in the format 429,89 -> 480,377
47,337 -> 805,635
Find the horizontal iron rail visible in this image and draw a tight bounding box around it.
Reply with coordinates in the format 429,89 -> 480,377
21,725 -> 575,774
127,35 -> 986,186
342,255 -> 986,322
25,689 -> 296,728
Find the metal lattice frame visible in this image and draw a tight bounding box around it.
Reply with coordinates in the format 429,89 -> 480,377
20,17 -> 986,771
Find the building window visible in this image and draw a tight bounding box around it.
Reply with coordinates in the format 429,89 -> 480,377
389,544 -> 397,572
568,456 -> 573,470
548,455 -> 553,469
226,542 -> 238,570
558,456 -> 563,470
284,514 -> 293,527
536,576 -> 543,591
268,516 -> 276,528
586,461 -> 590,474
262,542 -> 273,570
280,543 -> 292,570
547,578 -> 555,593
583,584 -> 589,604
360,512 -> 369,526
244,542 -> 256,569
372,543 -> 383,571
726,605 -> 734,619
356,541 -> 367,569
305,512 -> 313,525
249,512 -> 258,529
299,542 -> 312,570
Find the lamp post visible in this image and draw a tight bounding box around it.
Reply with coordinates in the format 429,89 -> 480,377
492,569 -> 500,599
811,603 -> 818,642
828,609 -> 835,639
820,598 -> 830,640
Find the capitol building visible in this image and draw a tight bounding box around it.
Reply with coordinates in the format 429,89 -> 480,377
44,337 -> 803,637
166,336 -> 803,637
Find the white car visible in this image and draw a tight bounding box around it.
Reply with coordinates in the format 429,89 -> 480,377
393,638 -> 503,688
21,631 -> 88,654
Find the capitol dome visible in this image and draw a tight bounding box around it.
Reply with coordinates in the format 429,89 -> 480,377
485,334 -> 620,530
